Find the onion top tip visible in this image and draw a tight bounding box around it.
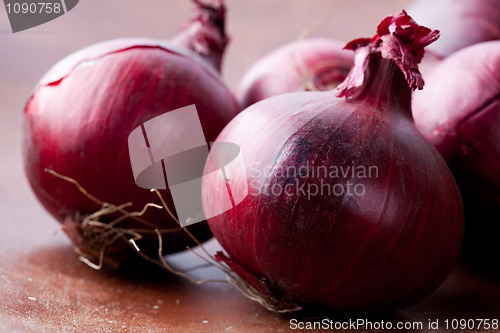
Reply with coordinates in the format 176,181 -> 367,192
172,0 -> 229,71
336,10 -> 440,98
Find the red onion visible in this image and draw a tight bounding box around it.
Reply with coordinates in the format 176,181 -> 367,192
412,41 -> 500,259
23,0 -> 240,265
202,11 -> 464,312
237,38 -> 353,108
407,0 -> 500,59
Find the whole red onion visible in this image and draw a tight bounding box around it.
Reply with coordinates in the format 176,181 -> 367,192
237,38 -> 353,108
23,0 -> 240,265
407,0 -> 500,59
202,11 -> 464,312
412,41 -> 500,259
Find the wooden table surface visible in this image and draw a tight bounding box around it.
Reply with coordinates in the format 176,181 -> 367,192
1,1 -> 499,332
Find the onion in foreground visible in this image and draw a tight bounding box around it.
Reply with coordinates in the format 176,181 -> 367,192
23,0 -> 240,265
203,11 -> 464,313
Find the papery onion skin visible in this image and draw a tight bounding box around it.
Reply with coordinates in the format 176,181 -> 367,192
237,38 -> 353,108
203,11 -> 464,312
407,0 -> 500,58
412,41 -> 500,259
23,0 -> 240,263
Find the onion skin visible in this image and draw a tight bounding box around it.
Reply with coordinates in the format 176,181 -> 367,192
23,1 -> 240,263
237,38 -> 353,108
172,0 -> 228,72
203,11 -> 464,313
407,0 -> 500,58
412,41 -> 500,259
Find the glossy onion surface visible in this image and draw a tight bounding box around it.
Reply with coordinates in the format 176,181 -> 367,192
203,12 -> 464,312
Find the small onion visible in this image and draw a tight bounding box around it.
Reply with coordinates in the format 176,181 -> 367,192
23,0 -> 240,264
237,38 -> 353,108
412,41 -> 500,258
202,11 -> 464,313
